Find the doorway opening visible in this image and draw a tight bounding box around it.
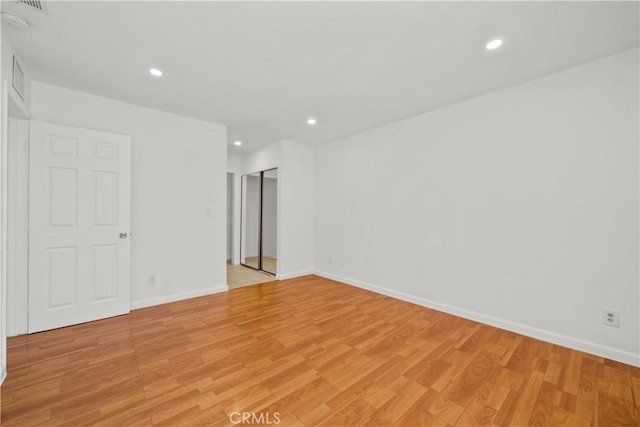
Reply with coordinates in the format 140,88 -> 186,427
240,168 -> 277,275
226,167 -> 279,290
226,169 -> 278,289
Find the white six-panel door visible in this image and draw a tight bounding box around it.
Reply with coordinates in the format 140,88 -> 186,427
28,121 -> 131,333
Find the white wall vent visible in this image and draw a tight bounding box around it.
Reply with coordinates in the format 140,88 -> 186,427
16,0 -> 46,13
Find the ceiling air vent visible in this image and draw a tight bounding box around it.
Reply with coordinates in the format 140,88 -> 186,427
16,0 -> 46,13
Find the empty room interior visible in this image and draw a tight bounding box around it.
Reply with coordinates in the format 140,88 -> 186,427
0,1 -> 639,426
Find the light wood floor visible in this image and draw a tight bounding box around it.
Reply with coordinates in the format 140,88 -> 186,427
2,275 -> 639,426
227,262 -> 276,289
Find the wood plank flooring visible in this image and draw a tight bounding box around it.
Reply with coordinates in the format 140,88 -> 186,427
2,275 -> 639,426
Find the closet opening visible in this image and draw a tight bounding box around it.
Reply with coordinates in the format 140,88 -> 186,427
240,168 -> 278,276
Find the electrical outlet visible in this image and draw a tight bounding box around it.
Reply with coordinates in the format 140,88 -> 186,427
602,310 -> 619,328
148,275 -> 157,286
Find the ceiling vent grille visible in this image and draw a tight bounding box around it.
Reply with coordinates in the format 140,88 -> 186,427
16,0 -> 46,13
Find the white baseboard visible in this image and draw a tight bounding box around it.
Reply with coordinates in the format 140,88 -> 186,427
1,366 -> 6,385
130,285 -> 228,310
314,271 -> 640,367
278,270 -> 314,280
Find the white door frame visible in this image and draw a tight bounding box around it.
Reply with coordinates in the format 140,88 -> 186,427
1,80 -> 8,384
6,117 -> 29,337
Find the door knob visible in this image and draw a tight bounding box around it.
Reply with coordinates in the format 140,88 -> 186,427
119,232 -> 128,239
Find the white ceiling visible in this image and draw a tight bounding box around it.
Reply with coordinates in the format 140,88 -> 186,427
3,1 -> 639,153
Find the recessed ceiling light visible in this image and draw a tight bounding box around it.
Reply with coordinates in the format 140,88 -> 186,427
486,39 -> 503,50
307,118 -> 317,125
149,68 -> 163,77
233,141 -> 242,146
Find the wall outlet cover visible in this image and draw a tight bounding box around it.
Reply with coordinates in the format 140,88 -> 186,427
602,310 -> 620,328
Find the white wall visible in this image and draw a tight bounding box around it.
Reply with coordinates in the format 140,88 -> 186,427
0,60 -> 7,385
314,48 -> 640,366
3,28 -> 31,338
5,118 -> 28,337
227,153 -> 242,265
241,140 -> 314,279
226,173 -> 233,260
30,82 -> 228,309
1,32 -> 30,117
279,141 -> 314,278
2,27 -> 31,371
